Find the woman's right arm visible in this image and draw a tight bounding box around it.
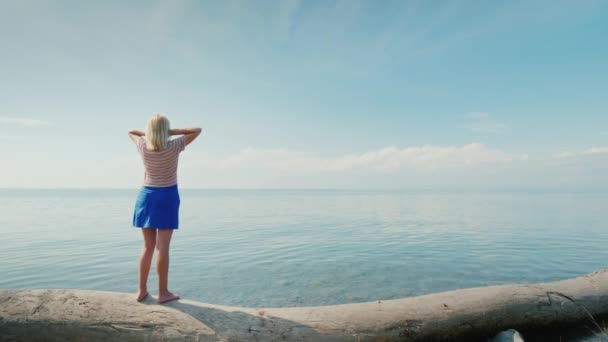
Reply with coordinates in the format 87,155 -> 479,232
128,129 -> 145,143
169,128 -> 202,146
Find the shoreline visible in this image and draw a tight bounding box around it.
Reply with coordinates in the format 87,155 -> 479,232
2,270 -> 608,341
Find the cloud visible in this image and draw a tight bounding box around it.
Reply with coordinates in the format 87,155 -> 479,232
551,147 -> 608,159
207,143 -> 528,173
465,112 -> 506,133
0,116 -> 49,126
6,144 -> 608,189
583,147 -> 608,155
169,143 -> 536,189
553,151 -> 577,159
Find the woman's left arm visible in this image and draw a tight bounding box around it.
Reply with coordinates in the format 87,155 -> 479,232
168,129 -> 186,136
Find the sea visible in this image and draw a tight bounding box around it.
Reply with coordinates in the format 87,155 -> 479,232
1,189 -> 606,309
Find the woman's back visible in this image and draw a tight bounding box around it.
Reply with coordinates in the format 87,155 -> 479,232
134,135 -> 186,187
129,113 -> 200,303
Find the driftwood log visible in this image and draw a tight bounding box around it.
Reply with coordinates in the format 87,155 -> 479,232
1,270 -> 608,341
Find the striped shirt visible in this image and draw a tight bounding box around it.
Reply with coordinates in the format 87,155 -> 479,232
131,135 -> 186,187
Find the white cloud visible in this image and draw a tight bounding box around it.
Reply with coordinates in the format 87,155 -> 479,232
208,143 -> 527,173
601,131 -> 608,135
553,151 -> 577,159
167,143 -> 537,189
550,147 -> 608,159
0,116 -> 49,126
465,112 -> 506,133
583,147 -> 608,155
5,144 -> 608,189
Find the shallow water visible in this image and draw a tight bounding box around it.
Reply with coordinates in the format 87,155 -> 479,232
1,189 -> 606,308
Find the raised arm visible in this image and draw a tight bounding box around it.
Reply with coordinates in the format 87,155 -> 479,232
169,127 -> 202,146
128,129 -> 145,143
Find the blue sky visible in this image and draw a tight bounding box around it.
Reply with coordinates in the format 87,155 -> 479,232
1,0 -> 607,188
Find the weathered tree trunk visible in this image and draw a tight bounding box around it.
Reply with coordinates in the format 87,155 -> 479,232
2,270 -> 608,341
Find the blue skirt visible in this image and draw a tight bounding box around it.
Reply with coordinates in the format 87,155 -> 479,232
133,185 -> 180,229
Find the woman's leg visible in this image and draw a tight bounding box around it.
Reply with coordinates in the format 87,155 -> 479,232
137,228 -> 157,301
156,229 -> 180,303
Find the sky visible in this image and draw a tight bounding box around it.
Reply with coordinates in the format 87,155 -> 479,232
1,0 -> 607,189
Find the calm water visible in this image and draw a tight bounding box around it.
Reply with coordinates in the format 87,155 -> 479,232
1,189 -> 606,308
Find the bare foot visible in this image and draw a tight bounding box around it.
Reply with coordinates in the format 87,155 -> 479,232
136,289 -> 149,302
158,292 -> 180,304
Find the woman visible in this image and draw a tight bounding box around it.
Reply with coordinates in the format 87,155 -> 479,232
128,113 -> 201,303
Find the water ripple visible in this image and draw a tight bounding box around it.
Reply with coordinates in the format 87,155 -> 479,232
0,189 -> 607,307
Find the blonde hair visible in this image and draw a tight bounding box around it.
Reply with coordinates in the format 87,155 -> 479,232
145,113 -> 170,151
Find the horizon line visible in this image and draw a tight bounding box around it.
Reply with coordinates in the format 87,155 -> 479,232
1,187 -> 607,192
